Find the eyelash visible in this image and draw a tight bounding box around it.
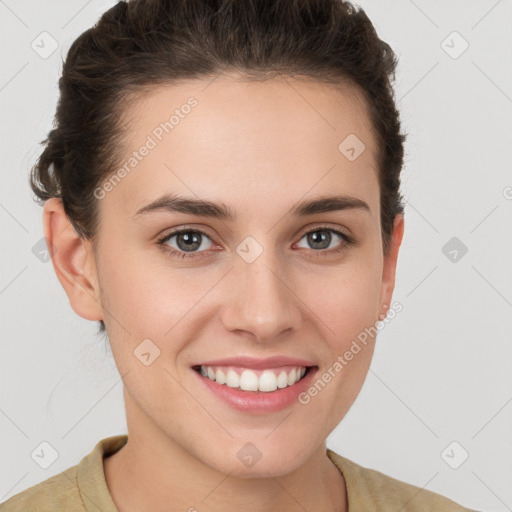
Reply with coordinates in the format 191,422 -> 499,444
156,225 -> 355,261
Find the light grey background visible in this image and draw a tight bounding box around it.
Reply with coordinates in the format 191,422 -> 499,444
1,1 -> 511,510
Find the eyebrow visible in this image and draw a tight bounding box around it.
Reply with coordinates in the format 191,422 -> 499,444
133,193 -> 370,220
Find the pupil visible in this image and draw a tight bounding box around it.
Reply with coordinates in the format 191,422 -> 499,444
178,232 -> 201,251
309,230 -> 330,249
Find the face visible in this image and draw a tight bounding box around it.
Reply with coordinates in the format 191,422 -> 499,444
65,75 -> 403,477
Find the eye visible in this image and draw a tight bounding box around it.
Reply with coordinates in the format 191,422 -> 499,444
295,226 -> 354,256
157,225 -> 355,261
157,228 -> 215,260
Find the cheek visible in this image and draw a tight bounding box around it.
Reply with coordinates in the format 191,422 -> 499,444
97,250 -> 230,376
308,258 -> 381,339
301,258 -> 380,404
97,248 -> 195,335
297,268 -> 379,429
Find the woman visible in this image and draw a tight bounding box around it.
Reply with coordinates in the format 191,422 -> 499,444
2,0 -> 476,510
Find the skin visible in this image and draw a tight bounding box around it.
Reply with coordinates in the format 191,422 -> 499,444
43,73 -> 404,512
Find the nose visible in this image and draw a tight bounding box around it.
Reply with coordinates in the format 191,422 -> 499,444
220,252 -> 302,343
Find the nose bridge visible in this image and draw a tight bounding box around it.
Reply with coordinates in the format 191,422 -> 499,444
221,244 -> 301,341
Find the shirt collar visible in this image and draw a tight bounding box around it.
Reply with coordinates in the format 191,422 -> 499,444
77,434 -> 128,512
76,435 -> 361,511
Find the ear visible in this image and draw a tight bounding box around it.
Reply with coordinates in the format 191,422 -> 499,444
378,213 -> 405,318
42,198 -> 103,322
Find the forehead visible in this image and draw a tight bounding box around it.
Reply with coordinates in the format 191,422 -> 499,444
121,74 -> 377,157
106,75 -> 380,220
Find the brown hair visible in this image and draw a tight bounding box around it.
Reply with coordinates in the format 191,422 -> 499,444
30,0 -> 407,334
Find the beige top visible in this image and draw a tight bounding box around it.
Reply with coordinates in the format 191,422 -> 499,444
1,435 -> 477,511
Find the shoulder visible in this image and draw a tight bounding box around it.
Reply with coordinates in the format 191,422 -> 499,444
0,464 -> 84,511
327,449 -> 478,512
1,435 -> 126,512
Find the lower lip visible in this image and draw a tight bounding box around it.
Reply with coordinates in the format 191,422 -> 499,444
193,366 -> 318,414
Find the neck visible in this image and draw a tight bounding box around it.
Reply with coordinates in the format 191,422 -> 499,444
104,434 -> 347,512
103,390 -> 348,512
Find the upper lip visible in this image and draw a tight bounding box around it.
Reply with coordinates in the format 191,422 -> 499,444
193,356 -> 318,369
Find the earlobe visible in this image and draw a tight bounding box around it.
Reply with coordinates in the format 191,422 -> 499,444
42,198 -> 103,322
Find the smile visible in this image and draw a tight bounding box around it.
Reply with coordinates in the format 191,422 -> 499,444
193,364 -> 310,392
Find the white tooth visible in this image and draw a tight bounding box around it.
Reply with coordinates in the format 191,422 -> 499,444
258,370 -> 278,392
239,369 -> 259,391
205,366 -> 306,391
215,368 -> 226,384
226,369 -> 240,388
277,371 -> 289,388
